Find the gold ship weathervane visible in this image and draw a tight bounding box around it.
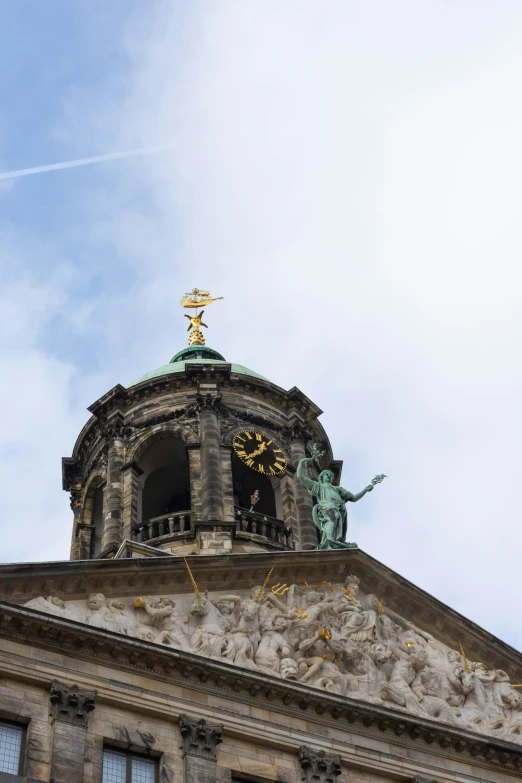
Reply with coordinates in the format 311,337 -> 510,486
180,288 -> 224,346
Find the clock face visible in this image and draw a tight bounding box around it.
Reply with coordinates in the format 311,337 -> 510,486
232,430 -> 287,476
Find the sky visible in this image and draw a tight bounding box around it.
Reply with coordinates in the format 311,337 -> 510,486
1,1 -> 521,651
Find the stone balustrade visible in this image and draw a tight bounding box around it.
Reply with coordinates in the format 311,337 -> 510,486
131,510 -> 192,544
235,506 -> 294,549
131,508 -> 294,550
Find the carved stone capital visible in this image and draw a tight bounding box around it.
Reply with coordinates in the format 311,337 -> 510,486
281,420 -> 312,444
70,490 -> 82,511
49,680 -> 96,727
196,392 -> 228,417
299,746 -> 342,783
179,714 -> 223,760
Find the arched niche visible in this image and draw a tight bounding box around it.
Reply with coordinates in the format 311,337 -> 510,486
231,450 -> 283,520
137,436 -> 191,523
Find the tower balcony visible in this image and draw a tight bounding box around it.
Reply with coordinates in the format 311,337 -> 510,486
234,506 -> 294,550
130,508 -> 294,551
132,511 -> 192,546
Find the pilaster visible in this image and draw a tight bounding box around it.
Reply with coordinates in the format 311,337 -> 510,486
289,438 -> 317,550
179,714 -> 223,783
199,395 -> 225,522
187,444 -> 202,522
121,461 -> 143,540
102,412 -> 125,553
221,444 -> 235,523
49,681 -> 96,783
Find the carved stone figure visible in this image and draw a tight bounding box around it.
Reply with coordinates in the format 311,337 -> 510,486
24,595 -> 82,622
334,575 -> 378,642
137,597 -> 190,650
189,592 -> 230,660
296,458 -> 382,549
87,594 -> 136,636
22,575 -> 522,747
255,616 -> 291,675
380,649 -> 429,716
232,597 -> 262,670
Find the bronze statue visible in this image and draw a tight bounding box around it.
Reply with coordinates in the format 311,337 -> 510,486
296,448 -> 386,549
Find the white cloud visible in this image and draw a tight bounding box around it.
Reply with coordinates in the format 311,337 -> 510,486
6,1 -> 522,650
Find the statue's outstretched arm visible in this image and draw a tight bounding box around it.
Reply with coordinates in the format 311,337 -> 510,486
296,457 -> 315,491
348,484 -> 374,502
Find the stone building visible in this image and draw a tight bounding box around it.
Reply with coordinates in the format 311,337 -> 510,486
0,335 -> 521,783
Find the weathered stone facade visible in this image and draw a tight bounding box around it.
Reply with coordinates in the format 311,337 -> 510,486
1,344 -> 521,783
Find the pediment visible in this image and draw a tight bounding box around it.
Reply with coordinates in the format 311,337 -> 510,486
1,548 -> 521,748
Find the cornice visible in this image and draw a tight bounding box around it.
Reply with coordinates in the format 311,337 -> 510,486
0,602 -> 520,775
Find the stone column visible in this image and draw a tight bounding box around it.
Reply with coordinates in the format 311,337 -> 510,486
279,469 -> 298,541
102,414 -> 125,553
121,461 -> 143,540
299,747 -> 342,783
199,398 -> 225,522
49,681 -> 96,783
187,444 -> 202,522
179,714 -> 223,783
77,524 -> 95,560
289,440 -> 317,550
221,445 -> 235,523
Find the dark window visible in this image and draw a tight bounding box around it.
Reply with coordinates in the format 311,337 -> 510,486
102,748 -> 157,783
0,720 -> 24,774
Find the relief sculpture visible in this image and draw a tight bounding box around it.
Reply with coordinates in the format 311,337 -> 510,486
24,573 -> 522,746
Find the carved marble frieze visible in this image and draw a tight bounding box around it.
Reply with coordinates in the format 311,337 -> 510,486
23,574 -> 522,747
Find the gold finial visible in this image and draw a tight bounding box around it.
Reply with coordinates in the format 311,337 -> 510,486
183,557 -> 201,599
180,288 -> 224,346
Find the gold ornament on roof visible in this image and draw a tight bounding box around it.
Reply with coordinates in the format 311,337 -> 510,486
459,641 -> 471,674
180,288 -> 224,346
183,557 -> 201,599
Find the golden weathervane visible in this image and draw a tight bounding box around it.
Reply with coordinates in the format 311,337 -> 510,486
180,288 -> 224,346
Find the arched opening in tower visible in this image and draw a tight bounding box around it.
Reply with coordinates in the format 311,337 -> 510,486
138,437 -> 191,523
231,452 -> 281,519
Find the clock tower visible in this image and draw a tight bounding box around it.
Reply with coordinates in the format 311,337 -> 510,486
1,288 -> 521,783
63,290 -> 336,560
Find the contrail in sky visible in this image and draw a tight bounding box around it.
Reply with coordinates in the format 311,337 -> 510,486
0,144 -> 173,181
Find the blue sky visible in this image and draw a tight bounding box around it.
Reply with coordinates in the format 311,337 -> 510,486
1,1 -> 522,651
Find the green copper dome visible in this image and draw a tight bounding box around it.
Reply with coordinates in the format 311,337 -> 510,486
128,345 -> 268,387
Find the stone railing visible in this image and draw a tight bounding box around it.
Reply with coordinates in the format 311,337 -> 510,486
132,511 -> 192,544
234,507 -> 294,549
